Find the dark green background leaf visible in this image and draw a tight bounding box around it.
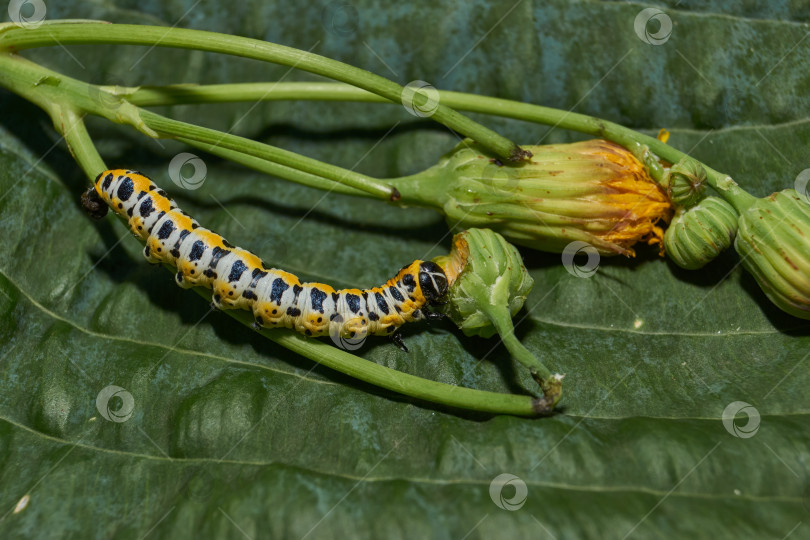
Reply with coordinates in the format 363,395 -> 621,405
1,1 -> 808,538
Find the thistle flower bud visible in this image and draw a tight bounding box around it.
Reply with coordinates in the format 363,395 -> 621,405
415,139 -> 672,257
734,190 -> 810,319
666,159 -> 707,208
664,197 -> 738,270
433,228 -> 562,411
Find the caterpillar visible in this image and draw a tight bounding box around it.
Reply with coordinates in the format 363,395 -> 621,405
81,169 -> 448,350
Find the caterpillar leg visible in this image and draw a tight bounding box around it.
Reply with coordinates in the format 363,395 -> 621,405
174,271 -> 196,289
325,314 -> 369,350
328,315 -> 367,339
390,330 -> 409,353
142,245 -> 161,265
296,313 -> 330,337
210,292 -> 227,311
252,301 -> 285,328
424,310 -> 445,322
251,313 -> 281,331
341,316 -> 369,338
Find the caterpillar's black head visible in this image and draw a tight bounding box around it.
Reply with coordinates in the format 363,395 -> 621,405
418,261 -> 448,303
81,186 -> 108,220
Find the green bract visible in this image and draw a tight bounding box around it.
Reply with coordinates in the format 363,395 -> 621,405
664,197 -> 738,270
666,159 -> 707,208
413,139 -> 672,256
735,190 -> 810,319
434,228 -> 562,411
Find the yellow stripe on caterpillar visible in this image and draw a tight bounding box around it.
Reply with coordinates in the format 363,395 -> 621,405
82,169 -> 449,348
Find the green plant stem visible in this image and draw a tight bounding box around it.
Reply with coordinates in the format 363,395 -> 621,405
190,288 -> 544,417
126,81 -> 759,212
127,82 -> 393,106
0,21 -> 529,162
139,110 -> 398,200
0,53 -> 394,199
0,56 -> 101,178
489,309 -> 552,382
175,137 -> 367,197
60,110 -> 106,178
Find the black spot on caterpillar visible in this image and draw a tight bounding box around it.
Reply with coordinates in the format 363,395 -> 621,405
82,169 -> 449,343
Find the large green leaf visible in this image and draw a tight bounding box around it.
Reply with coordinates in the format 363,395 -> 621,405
1,1 -> 808,538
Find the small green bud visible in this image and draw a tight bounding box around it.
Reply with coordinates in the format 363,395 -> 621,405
664,197 -> 738,270
735,190 -> 810,319
666,159 -> 707,208
433,228 -> 562,411
434,228 -> 532,338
